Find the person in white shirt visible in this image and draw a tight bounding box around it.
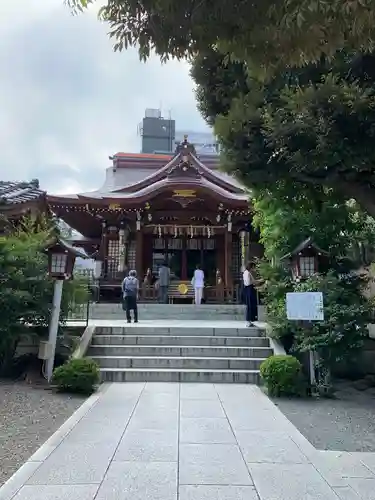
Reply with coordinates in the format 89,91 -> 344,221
243,262 -> 258,326
192,264 -> 205,305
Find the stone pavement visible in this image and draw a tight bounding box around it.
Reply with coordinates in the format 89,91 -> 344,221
1,383 -> 375,500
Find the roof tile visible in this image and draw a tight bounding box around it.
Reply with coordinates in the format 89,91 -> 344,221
0,181 -> 45,205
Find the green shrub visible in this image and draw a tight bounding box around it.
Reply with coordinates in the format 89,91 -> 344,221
260,355 -> 304,397
52,358 -> 100,394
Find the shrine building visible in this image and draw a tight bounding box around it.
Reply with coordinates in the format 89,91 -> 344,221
47,137 -> 263,301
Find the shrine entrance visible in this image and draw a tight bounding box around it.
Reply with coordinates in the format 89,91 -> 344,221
151,235 -> 218,283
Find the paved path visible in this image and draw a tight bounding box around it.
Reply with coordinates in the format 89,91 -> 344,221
1,383 -> 375,500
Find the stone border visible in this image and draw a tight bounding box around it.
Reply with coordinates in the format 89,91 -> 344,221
71,325 -> 96,359
0,384 -> 108,500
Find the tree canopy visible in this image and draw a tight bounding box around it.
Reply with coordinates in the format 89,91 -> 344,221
67,0 -> 375,69
191,49 -> 375,218
253,188 -> 375,262
65,0 -> 375,66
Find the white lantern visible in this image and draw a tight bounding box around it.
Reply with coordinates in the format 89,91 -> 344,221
50,252 -> 68,277
93,260 -> 103,279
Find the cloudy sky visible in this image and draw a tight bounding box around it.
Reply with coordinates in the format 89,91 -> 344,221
0,0 -> 208,194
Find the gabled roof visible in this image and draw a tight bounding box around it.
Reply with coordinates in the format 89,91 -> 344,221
48,138 -> 249,206
111,138 -> 246,196
281,237 -> 330,260
44,235 -> 89,259
0,180 -> 45,205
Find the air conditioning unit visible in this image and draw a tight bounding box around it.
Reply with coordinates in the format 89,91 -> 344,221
38,341 -> 53,360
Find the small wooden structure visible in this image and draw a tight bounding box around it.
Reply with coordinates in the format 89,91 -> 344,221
45,236 -> 88,280
281,237 -> 330,279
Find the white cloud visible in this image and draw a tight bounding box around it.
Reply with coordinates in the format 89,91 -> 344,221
0,0 -> 207,194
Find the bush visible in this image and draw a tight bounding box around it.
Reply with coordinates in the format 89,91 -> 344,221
260,355 -> 304,397
52,358 -> 100,394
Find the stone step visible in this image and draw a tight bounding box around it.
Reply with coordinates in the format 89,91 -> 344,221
99,368 -> 260,384
89,311 -> 244,318
90,335 -> 270,347
88,345 -> 272,358
89,314 -> 245,321
91,304 -> 246,311
90,355 -> 266,370
94,326 -> 264,337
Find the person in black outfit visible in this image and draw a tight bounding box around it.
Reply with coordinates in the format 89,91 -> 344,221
242,262 -> 258,326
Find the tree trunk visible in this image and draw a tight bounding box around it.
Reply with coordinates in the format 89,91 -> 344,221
0,338 -> 19,377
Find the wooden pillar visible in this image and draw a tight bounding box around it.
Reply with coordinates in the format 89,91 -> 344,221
181,235 -> 187,280
217,234 -> 225,278
143,234 -> 153,275
224,230 -> 233,286
100,222 -> 108,277
135,230 -> 143,278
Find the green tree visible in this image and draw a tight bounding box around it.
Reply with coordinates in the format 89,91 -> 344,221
0,226 -> 88,375
253,188 -> 375,262
67,0 -> 375,71
191,49 -> 375,219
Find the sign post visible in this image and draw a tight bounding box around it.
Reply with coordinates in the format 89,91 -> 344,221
286,292 -> 324,388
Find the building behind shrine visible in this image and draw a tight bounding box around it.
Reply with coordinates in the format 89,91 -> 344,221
48,136 -> 262,301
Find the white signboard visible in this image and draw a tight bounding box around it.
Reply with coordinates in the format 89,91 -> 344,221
286,292 -> 324,321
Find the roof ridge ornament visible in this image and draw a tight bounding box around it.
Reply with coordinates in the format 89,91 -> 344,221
174,134 -> 197,158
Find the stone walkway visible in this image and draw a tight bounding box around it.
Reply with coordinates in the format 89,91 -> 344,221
1,383 -> 375,500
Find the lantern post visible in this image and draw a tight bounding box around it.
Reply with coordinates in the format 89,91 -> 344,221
281,237 -> 330,391
44,237 -> 88,382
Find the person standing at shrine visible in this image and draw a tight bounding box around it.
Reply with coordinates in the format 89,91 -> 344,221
158,260 -> 170,304
242,262 -> 258,326
122,269 -> 139,323
192,264 -> 205,305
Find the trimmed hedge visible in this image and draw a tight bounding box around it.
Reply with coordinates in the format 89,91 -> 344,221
260,354 -> 304,397
52,358 -> 100,395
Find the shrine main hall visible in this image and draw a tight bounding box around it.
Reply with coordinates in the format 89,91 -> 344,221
48,137 -> 262,301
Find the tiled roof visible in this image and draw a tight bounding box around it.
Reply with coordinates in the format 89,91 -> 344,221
0,180 -> 45,205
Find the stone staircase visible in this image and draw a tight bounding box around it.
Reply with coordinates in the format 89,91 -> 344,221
88,303 -> 265,321
87,321 -> 273,384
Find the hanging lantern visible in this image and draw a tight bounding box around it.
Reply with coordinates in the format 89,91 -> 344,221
239,230 -> 246,271
118,228 -> 125,272
136,210 -> 141,231
227,213 -> 232,232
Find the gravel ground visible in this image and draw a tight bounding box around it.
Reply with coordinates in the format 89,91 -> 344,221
273,379 -> 375,452
0,381 -> 85,486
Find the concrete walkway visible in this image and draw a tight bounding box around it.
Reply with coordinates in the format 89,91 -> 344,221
1,383 -> 375,500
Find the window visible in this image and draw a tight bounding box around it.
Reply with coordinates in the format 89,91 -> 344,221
299,256 -> 315,277
232,238 -> 240,282
153,238 -> 165,250
187,238 -> 200,250
51,253 -> 67,274
203,239 -> 215,250
167,238 -> 182,250
107,240 -> 120,275
128,240 -> 136,270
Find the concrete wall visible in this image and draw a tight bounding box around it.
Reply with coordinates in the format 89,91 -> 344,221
15,331 -> 81,358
